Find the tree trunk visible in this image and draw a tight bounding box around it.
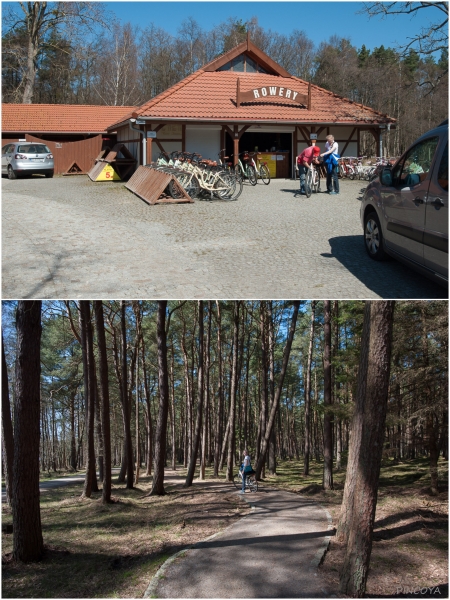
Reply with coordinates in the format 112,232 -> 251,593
303,301 -> 315,476
226,302 -> 240,482
214,301 -> 223,476
255,302 -> 300,479
79,301 -> 97,497
2,335 -> 14,506
12,301 -> 44,562
200,302 -> 212,479
121,301 -> 134,489
94,301 -> 112,503
150,301 -> 169,496
338,301 -> 395,598
185,301 -> 205,487
323,300 -> 334,490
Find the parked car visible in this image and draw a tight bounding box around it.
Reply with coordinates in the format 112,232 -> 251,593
361,120 -> 448,287
1,142 -> 54,179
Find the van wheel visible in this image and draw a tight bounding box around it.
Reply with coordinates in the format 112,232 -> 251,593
45,171 -> 54,178
7,165 -> 17,180
364,211 -> 388,260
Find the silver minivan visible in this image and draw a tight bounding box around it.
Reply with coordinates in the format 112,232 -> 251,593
1,142 -> 54,179
361,120 -> 448,287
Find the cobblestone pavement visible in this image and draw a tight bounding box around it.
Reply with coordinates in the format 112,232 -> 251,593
2,175 -> 446,299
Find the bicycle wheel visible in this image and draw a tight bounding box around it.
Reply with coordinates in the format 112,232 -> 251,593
226,174 -> 243,201
233,473 -> 241,489
234,164 -> 243,182
305,183 -> 312,198
247,165 -> 257,186
259,164 -> 270,185
214,171 -> 235,199
247,476 -> 258,493
184,174 -> 201,199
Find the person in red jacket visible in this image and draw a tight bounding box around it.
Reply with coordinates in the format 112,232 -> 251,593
297,143 -> 321,194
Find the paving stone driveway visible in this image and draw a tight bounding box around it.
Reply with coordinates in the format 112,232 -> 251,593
2,175 -> 446,299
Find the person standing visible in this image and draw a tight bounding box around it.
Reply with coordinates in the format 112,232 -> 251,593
321,135 -> 340,195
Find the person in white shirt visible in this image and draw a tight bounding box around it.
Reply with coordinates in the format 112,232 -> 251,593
321,135 -> 340,195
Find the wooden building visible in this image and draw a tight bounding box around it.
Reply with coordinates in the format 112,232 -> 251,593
107,36 -> 396,178
2,104 -> 136,174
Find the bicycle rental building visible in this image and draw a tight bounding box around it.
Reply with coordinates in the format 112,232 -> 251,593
108,36 -> 396,178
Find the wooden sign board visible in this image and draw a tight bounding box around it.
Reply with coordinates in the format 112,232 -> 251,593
237,78 -> 311,109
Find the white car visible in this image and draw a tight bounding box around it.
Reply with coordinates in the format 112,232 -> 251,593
361,120 -> 448,287
2,142 -> 54,179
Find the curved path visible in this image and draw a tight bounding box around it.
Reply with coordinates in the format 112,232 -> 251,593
145,486 -> 335,598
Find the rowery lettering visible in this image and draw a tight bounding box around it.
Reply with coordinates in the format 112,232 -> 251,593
252,87 -> 299,101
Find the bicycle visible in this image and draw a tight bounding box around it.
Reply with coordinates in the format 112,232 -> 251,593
303,163 -> 320,198
235,151 -> 257,185
247,152 -> 270,185
233,469 -> 258,493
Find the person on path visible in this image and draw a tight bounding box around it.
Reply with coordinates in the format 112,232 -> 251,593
297,143 -> 321,194
239,449 -> 252,494
321,135 -> 340,195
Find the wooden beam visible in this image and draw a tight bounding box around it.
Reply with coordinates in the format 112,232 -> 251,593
340,127 -> 357,156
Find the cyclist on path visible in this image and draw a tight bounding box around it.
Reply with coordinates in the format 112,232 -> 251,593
239,449 -> 252,494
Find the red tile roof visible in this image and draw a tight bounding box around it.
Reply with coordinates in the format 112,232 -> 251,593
108,71 -> 395,129
119,70 -> 394,126
2,104 -> 137,133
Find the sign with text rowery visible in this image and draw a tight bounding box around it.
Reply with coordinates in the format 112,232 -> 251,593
236,78 -> 311,109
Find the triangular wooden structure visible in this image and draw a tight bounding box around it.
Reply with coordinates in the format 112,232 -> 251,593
125,166 -> 194,204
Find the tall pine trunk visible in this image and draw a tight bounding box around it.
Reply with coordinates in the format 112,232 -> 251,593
338,301 -> 395,597
323,300 -> 333,490
12,301 -> 44,562
303,301 -> 315,476
150,301 -> 169,496
94,301 -> 112,503
2,335 -> 14,506
185,301 -> 204,487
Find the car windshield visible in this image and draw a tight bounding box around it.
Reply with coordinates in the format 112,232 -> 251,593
17,144 -> 50,154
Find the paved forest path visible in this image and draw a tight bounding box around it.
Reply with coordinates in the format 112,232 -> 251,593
145,485 -> 335,598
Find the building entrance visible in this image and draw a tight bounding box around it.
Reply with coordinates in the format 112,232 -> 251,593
225,131 -> 293,178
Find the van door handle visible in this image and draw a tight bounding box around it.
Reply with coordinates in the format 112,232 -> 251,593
430,198 -> 445,207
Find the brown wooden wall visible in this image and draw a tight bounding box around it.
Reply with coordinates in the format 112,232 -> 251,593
25,134 -> 103,174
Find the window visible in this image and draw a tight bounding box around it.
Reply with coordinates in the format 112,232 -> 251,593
17,144 -> 51,154
218,53 -> 268,73
392,136 -> 439,188
437,142 -> 448,192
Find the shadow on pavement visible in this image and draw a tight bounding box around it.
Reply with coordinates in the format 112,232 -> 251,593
325,235 -> 447,299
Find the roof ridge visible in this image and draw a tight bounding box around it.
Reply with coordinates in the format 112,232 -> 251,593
289,76 -> 395,121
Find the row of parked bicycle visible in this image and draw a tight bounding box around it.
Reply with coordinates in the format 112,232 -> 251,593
151,149 -> 271,201
338,156 -> 397,180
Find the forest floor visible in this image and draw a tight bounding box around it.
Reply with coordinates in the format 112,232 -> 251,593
1,457 -> 448,598
262,456 -> 448,598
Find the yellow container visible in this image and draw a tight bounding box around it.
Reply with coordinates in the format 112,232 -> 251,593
258,153 -> 277,178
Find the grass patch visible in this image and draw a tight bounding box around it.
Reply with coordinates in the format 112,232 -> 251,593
2,468 -> 249,598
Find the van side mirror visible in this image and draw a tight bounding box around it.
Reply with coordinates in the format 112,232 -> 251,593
380,168 -> 393,187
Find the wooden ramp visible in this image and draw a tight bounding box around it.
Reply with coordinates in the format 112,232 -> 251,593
125,166 -> 193,204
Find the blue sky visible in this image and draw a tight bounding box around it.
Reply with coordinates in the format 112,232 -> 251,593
103,0 -> 435,53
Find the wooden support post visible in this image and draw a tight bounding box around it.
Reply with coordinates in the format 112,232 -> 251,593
233,125 -> 239,166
